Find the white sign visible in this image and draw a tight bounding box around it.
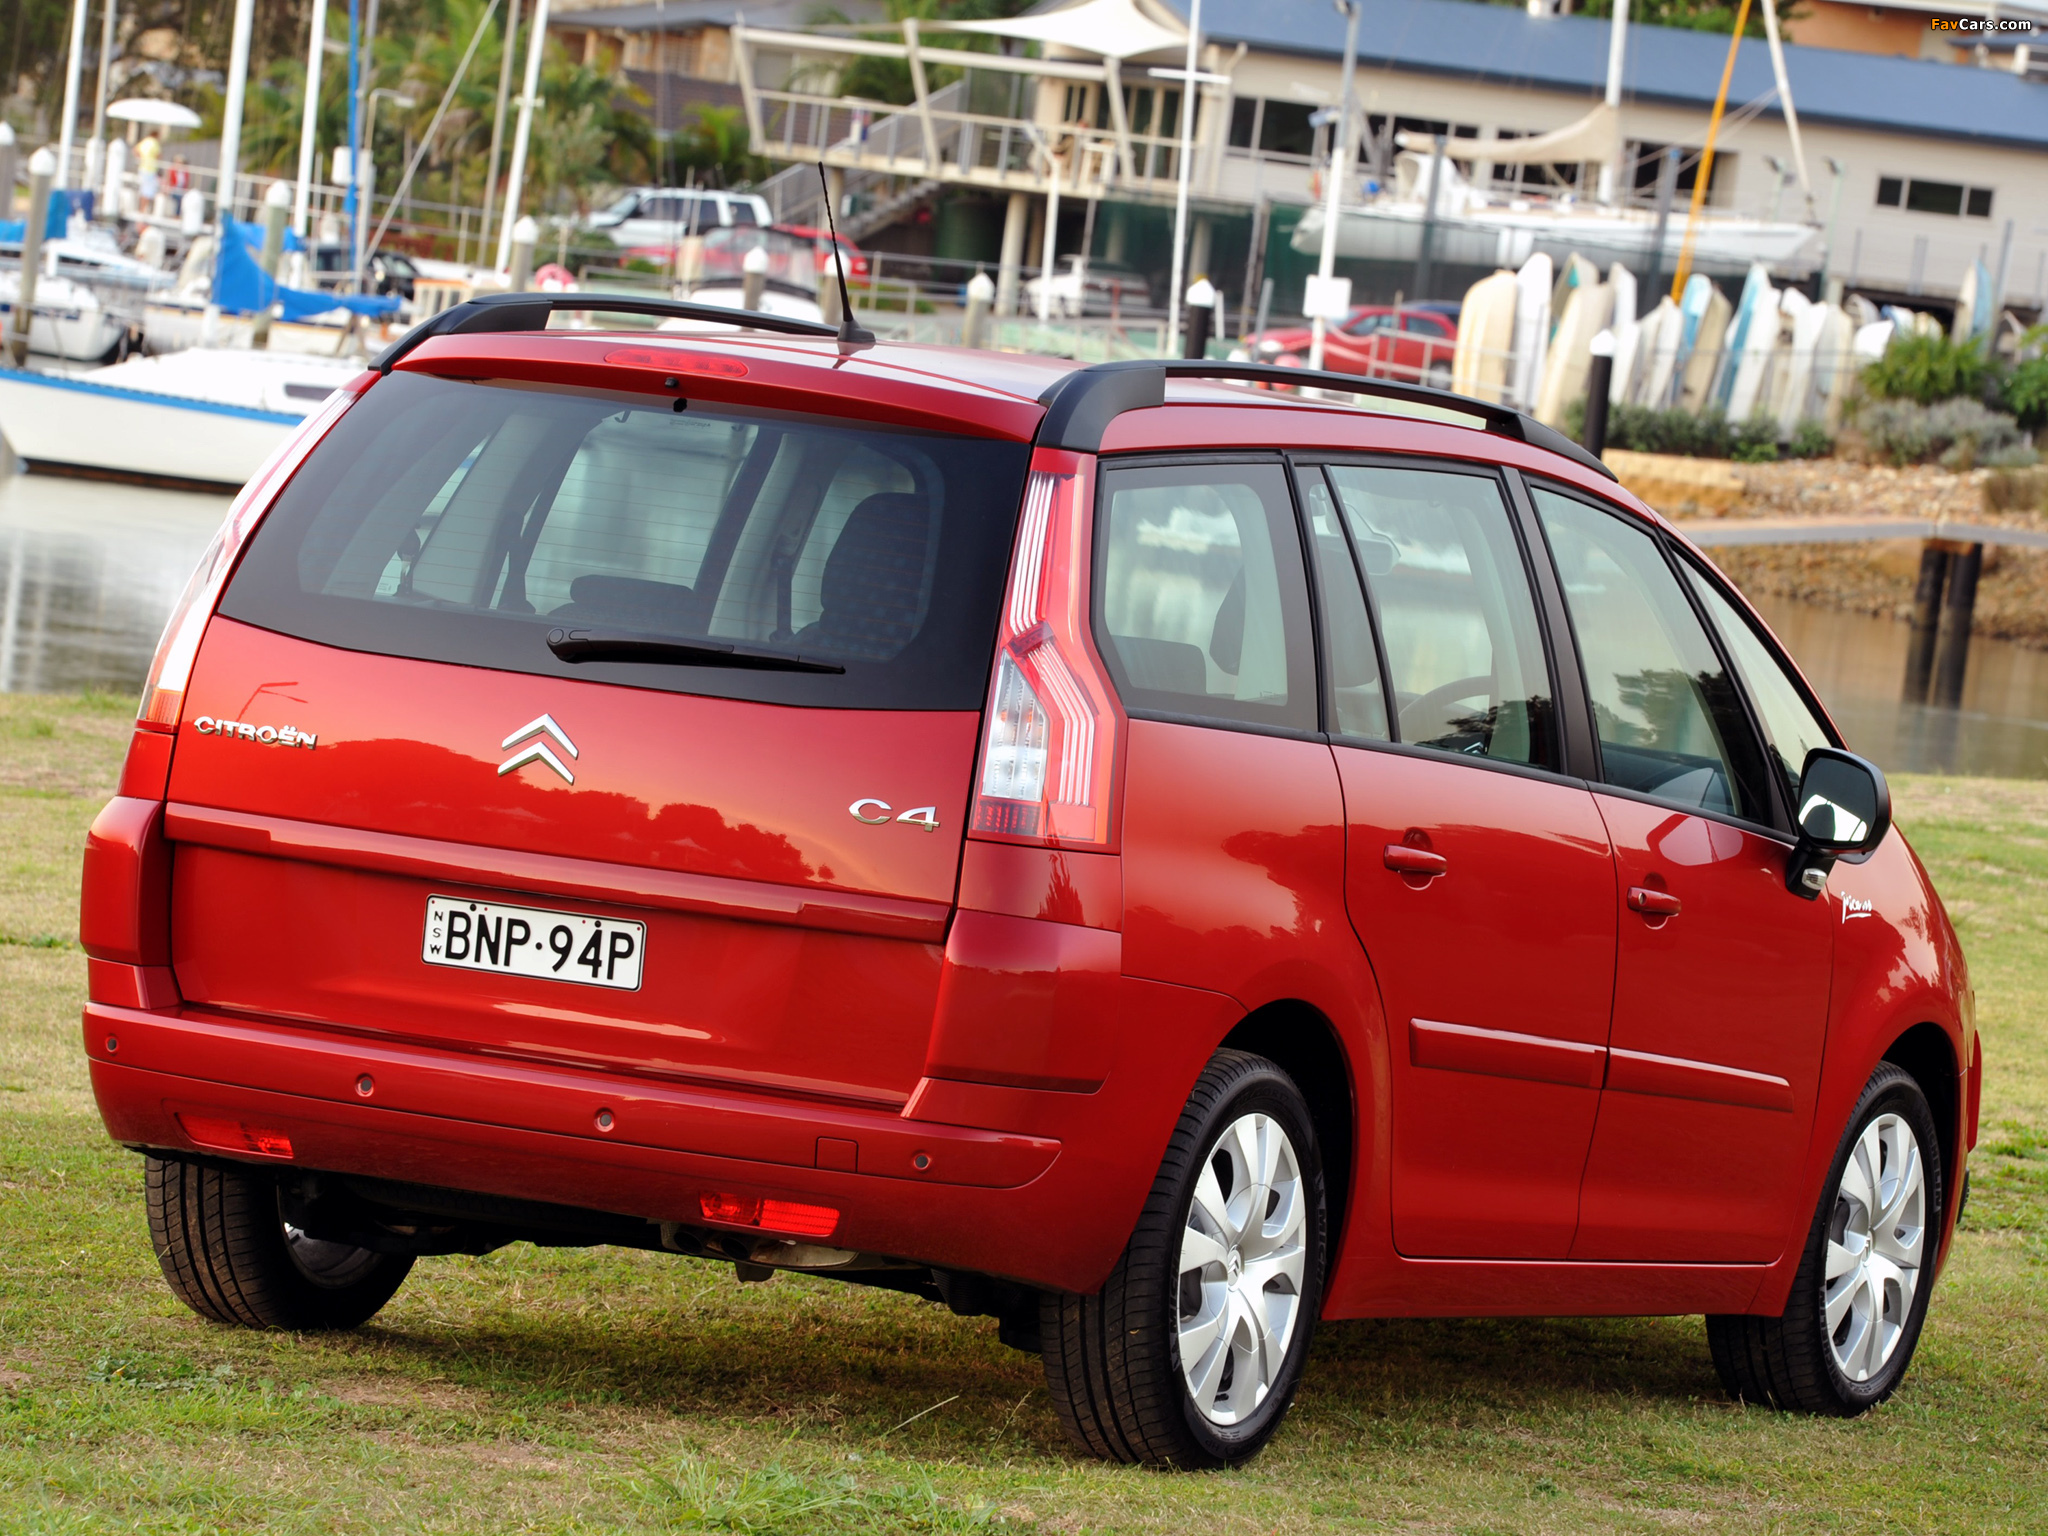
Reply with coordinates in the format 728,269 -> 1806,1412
1303,275 -> 1354,320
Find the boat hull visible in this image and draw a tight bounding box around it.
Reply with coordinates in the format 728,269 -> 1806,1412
1295,205 -> 1824,280
0,370 -> 296,488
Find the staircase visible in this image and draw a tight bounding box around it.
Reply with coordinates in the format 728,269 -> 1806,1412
754,82 -> 969,239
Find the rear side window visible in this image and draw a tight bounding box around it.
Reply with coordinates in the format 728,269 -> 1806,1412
1533,487 -> 1772,821
1093,461 -> 1315,731
220,372 -> 1029,709
1325,463 -> 1557,768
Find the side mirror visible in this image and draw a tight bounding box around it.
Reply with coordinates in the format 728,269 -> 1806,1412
1787,747 -> 1891,897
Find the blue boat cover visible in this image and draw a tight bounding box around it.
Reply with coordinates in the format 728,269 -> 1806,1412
214,220 -> 399,321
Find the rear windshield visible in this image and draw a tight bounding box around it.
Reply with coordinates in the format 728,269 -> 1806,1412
219,371 -> 1030,709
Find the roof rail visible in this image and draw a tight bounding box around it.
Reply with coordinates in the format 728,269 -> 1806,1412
1034,358 -> 1618,483
374,291 -> 838,375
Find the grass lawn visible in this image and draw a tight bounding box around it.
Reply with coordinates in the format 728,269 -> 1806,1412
2,689 -> 2044,1533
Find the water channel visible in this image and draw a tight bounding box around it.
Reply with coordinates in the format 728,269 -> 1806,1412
3,474 -> 2047,781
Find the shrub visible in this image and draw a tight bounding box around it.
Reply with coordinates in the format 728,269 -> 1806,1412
1984,466 -> 2048,513
1562,399 -> 1822,460
1787,419 -> 1835,460
1860,332 -> 1993,405
2002,327 -> 2048,428
1729,415 -> 1779,462
1854,396 -> 2036,468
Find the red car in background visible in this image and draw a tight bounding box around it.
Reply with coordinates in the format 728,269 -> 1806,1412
82,302 -> 1974,1471
1244,303 -> 1459,388
770,224 -> 871,280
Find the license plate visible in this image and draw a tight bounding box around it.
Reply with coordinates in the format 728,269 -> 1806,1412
422,896 -> 644,991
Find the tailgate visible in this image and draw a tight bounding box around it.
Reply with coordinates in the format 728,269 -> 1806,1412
167,366 -> 1030,1105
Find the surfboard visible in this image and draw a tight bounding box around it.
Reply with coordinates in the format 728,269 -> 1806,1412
1761,288 -> 1810,428
1453,269 -> 1519,405
1549,253 -> 1600,342
1717,263 -> 1772,410
1535,279 -> 1613,427
1638,295 -> 1682,409
1678,277 -> 1731,413
1510,253 -> 1553,413
1607,263 -> 1639,406
1952,261 -> 1987,342
1726,279 -> 1781,424
1777,296 -> 1826,436
1811,303 -> 1857,431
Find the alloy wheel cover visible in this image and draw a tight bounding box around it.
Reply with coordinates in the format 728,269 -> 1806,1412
1176,1111 -> 1308,1425
1824,1111 -> 1927,1383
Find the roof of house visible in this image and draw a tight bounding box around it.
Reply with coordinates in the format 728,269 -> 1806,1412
1152,0 -> 2048,152
551,0 -> 885,33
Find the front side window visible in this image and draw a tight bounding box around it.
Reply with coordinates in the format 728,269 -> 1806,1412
221,371 -> 1029,709
1326,464 -> 1556,767
1533,487 -> 1771,821
1094,461 -> 1315,731
1684,563 -> 1834,806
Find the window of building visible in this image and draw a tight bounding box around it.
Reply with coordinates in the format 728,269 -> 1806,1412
1259,100 -> 1315,158
1878,176 -> 1994,218
1229,96 -> 1257,149
1626,142 -> 1725,203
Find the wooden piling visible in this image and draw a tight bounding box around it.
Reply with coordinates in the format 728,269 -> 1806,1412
1930,541 -> 1983,708
1902,543 -> 1949,704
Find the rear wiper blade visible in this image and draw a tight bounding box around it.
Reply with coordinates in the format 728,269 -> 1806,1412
546,627 -> 845,674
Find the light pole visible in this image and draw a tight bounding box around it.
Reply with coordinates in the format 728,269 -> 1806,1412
1161,0 -> 1202,358
355,87 -> 415,285
1308,0 -> 1360,372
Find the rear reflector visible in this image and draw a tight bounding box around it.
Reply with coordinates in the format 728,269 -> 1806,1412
970,452 -> 1123,848
699,1191 -> 839,1239
176,1113 -> 295,1160
139,376 -> 374,731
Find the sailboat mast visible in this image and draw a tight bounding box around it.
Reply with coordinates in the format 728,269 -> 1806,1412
495,0 -> 551,271
345,0 -> 361,279
1670,0 -> 1753,300
1758,0 -> 1813,219
1596,0 -> 1629,205
294,0 -> 331,236
203,0 -> 256,334
55,0 -> 88,189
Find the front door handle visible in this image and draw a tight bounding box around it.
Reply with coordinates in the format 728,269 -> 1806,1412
1384,845 -> 1448,878
1627,886 -> 1682,917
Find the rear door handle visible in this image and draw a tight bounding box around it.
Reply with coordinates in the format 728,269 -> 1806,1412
1384,845 -> 1448,878
1628,886 -> 1682,917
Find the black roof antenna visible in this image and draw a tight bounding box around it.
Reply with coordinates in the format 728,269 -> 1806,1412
817,162 -> 875,353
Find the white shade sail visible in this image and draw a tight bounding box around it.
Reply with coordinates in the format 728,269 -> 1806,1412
946,0 -> 1185,60
1399,103 -> 1620,165
108,98 -> 204,128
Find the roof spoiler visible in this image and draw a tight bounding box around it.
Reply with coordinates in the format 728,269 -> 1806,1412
373,292 -> 838,374
1034,359 -> 1618,482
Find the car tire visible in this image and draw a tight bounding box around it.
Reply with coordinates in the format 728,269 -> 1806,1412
1039,1048 -> 1326,1468
145,1156 -> 413,1330
1424,361 -> 1453,390
1705,1062 -> 1943,1414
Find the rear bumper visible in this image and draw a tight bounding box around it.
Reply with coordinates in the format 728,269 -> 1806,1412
85,994 -> 1210,1293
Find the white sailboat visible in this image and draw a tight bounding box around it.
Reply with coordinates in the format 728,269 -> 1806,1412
0,347 -> 358,487
1295,0 -> 1824,285
1293,140 -> 1823,281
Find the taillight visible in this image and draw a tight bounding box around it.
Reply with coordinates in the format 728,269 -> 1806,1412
138,376 -> 374,731
970,450 -> 1122,848
177,1113 -> 295,1160
699,1192 -> 839,1239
